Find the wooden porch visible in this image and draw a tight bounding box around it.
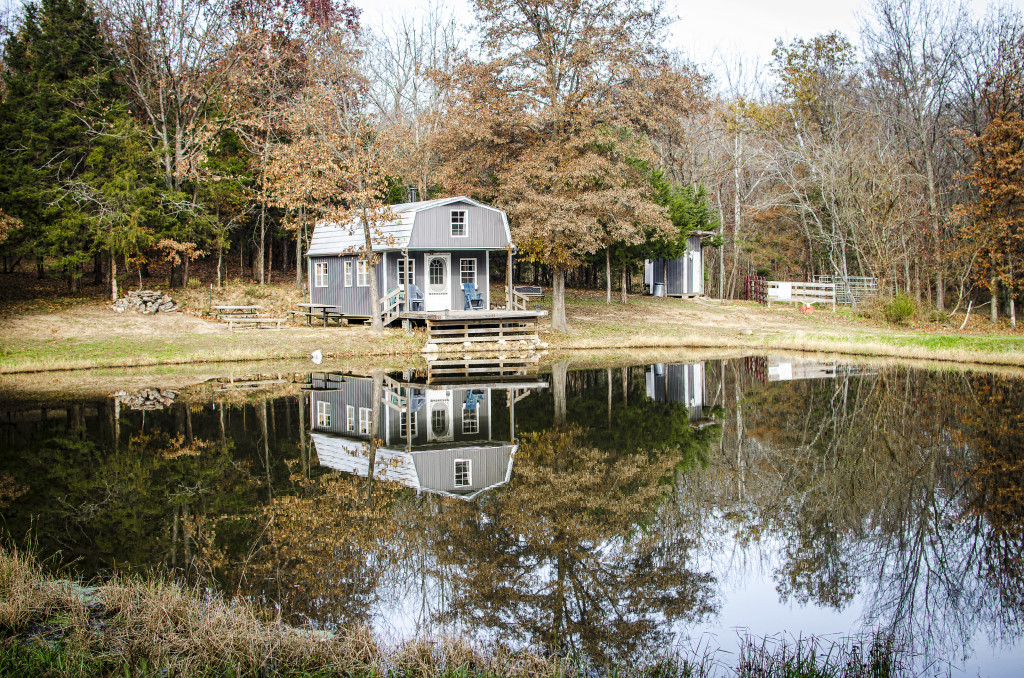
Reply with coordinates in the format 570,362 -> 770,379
392,309 -> 548,346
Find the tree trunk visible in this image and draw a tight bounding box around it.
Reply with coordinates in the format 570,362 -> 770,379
360,193 -> 384,335
991,277 -> 999,324
110,252 -> 118,301
551,266 -> 568,332
217,241 -> 223,288
552,360 -> 568,426
925,153 -> 943,311
620,265 -> 627,304
258,202 -> 266,285
605,248 -> 611,304
296,210 -> 304,290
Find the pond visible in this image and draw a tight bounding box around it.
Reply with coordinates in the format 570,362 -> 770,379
1,356 -> 1022,675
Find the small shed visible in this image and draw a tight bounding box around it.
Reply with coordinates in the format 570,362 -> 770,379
643,231 -> 714,297
645,362 -> 708,424
306,197 -> 513,319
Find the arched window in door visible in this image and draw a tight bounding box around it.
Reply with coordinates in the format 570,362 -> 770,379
429,259 -> 445,286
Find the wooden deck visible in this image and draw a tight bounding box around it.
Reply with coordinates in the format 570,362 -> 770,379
395,309 -> 547,346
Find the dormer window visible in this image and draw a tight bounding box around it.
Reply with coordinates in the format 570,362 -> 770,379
451,210 -> 467,237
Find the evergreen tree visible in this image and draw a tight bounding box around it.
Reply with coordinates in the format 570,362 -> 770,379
0,0 -> 121,290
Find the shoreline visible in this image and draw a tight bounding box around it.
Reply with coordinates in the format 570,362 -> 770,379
2,289 -> 1022,379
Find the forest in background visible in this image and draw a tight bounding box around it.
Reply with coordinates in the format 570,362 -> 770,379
0,0 -> 1022,331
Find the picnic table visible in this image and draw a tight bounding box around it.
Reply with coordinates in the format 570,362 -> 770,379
213,305 -> 262,319
293,303 -> 345,326
227,316 -> 287,331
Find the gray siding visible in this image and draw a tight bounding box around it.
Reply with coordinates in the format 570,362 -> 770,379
383,250 -> 489,311
652,236 -> 704,296
309,377 -> 377,438
309,255 -> 383,316
311,378 -> 495,449
412,446 -> 514,495
646,363 -> 706,422
384,386 -> 493,447
406,201 -> 509,250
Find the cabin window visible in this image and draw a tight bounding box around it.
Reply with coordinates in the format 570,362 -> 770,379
462,407 -> 478,434
358,407 -> 371,434
429,259 -> 445,286
397,257 -> 415,286
316,401 -> 330,427
431,408 -> 447,436
451,210 -> 467,237
460,258 -> 476,286
357,260 -> 369,287
314,262 -> 329,288
346,405 -> 355,431
400,412 -> 417,438
344,261 -> 353,287
454,459 -> 471,487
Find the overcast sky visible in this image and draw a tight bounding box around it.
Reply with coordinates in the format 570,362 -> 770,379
357,0 -> 1021,82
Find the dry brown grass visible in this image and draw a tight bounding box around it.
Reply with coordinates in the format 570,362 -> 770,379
0,547 -> 567,677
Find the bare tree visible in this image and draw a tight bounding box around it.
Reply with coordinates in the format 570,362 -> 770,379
862,0 -> 970,310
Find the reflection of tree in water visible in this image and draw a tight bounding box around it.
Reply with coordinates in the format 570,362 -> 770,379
688,362 -> 1024,662
420,424 -> 717,665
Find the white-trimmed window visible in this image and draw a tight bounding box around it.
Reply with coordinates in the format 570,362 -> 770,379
400,412 -> 418,438
314,262 -> 329,288
451,210 -> 467,237
462,407 -> 478,434
460,258 -> 477,286
346,405 -> 355,431
344,261 -> 353,287
357,260 -> 369,287
454,459 -> 471,487
397,258 -> 415,286
316,401 -> 331,427
358,407 -> 371,434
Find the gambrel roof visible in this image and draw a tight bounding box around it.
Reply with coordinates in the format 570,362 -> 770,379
306,196 -> 512,256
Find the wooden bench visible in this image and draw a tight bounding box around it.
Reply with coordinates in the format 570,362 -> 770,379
213,305 -> 262,320
510,286 -> 544,311
227,317 -> 287,331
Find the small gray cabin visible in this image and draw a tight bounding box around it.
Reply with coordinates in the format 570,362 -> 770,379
306,197 -> 513,318
643,232 -> 713,297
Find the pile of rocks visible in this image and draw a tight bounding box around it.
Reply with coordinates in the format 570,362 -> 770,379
111,388 -> 179,410
111,290 -> 178,314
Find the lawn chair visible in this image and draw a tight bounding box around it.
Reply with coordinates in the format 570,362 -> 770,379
463,389 -> 485,410
463,283 -> 484,310
408,283 -> 424,311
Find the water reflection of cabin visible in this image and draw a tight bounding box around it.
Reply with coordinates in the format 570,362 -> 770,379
644,363 -> 712,426
306,373 -> 546,500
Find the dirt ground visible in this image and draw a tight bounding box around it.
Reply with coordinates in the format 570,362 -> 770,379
1,270 -> 1022,379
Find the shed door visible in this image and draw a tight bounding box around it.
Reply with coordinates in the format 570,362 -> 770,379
425,254 -> 451,311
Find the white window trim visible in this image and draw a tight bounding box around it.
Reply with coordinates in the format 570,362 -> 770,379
357,260 -> 369,287
401,411 -> 418,438
454,459 -> 472,487
460,258 -> 477,286
450,209 -> 468,238
344,261 -> 353,287
316,401 -> 331,427
314,262 -> 329,288
346,405 -> 355,431
358,407 -> 371,434
462,407 -> 478,434
398,257 -> 416,286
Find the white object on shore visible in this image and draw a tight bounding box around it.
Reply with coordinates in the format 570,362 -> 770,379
311,350 -> 323,364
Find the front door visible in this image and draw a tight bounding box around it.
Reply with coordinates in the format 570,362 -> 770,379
425,254 -> 450,311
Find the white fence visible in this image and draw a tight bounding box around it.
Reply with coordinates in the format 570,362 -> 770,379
813,275 -> 877,305
767,281 -> 836,310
